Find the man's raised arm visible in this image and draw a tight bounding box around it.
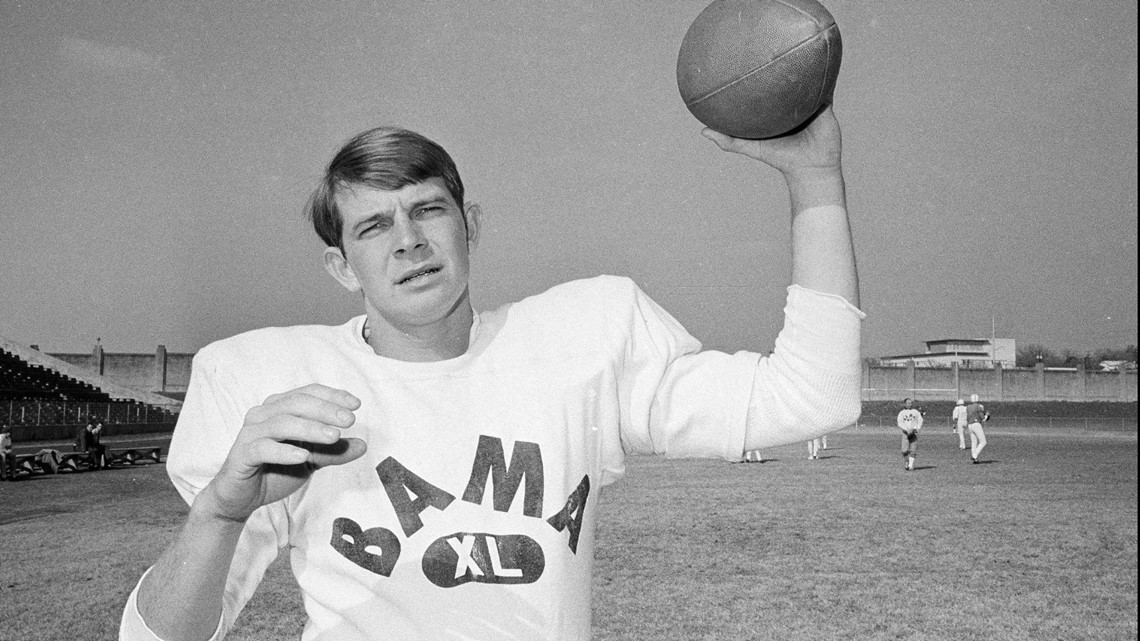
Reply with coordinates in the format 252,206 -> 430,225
704,105 -> 863,449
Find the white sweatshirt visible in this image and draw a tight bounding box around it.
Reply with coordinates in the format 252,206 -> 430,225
121,275 -> 863,641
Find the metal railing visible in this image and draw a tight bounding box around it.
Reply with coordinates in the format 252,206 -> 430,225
2,399 -> 179,427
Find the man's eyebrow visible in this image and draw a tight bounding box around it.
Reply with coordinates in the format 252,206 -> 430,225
349,195 -> 452,235
407,195 -> 450,210
351,212 -> 389,236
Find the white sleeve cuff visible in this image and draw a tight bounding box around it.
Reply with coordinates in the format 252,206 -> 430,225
784,283 -> 865,372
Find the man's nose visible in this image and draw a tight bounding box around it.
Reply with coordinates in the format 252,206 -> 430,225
392,217 -> 427,256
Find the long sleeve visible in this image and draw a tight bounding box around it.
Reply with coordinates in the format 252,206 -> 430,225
744,285 -> 864,449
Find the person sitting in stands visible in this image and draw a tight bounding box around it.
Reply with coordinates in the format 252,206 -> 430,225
1,424 -> 15,481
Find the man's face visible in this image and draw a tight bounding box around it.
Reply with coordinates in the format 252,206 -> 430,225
325,178 -> 479,333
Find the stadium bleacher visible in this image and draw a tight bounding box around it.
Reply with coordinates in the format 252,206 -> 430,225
1,348 -> 114,402
2,346 -> 176,477
1,347 -> 178,435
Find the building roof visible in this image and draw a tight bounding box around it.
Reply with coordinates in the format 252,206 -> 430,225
880,351 -> 990,361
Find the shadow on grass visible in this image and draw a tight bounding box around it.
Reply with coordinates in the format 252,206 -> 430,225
2,474 -> 56,484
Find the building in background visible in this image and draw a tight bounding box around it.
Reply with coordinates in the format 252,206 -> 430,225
879,338 -> 1016,369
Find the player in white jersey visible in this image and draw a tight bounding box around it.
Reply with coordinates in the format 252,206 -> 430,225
897,398 -> 924,471
952,399 -> 968,450
121,106 -> 862,640
965,394 -> 990,464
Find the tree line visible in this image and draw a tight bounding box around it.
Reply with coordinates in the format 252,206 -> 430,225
1015,344 -> 1138,369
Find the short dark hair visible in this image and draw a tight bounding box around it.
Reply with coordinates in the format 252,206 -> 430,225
306,127 -> 465,251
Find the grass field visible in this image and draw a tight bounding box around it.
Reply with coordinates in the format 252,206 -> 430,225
1,423 -> 1136,640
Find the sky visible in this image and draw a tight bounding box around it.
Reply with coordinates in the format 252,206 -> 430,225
1,0 -> 1136,360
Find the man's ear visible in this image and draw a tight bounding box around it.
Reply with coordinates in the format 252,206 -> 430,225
464,202 -> 483,253
323,246 -> 361,292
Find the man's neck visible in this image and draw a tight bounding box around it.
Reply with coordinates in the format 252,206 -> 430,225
364,303 -> 475,362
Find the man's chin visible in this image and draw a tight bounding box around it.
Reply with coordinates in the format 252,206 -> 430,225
374,289 -> 471,328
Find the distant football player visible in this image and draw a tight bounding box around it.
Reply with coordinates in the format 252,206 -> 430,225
965,394 -> 990,464
896,398 -> 923,471
952,399 -> 968,450
807,436 -> 823,460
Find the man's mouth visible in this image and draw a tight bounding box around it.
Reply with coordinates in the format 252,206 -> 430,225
398,267 -> 441,285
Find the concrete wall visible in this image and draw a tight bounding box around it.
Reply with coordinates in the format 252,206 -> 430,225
862,361 -> 1137,402
50,345 -> 193,397
1000,368 -> 1034,400
44,346 -> 1138,404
